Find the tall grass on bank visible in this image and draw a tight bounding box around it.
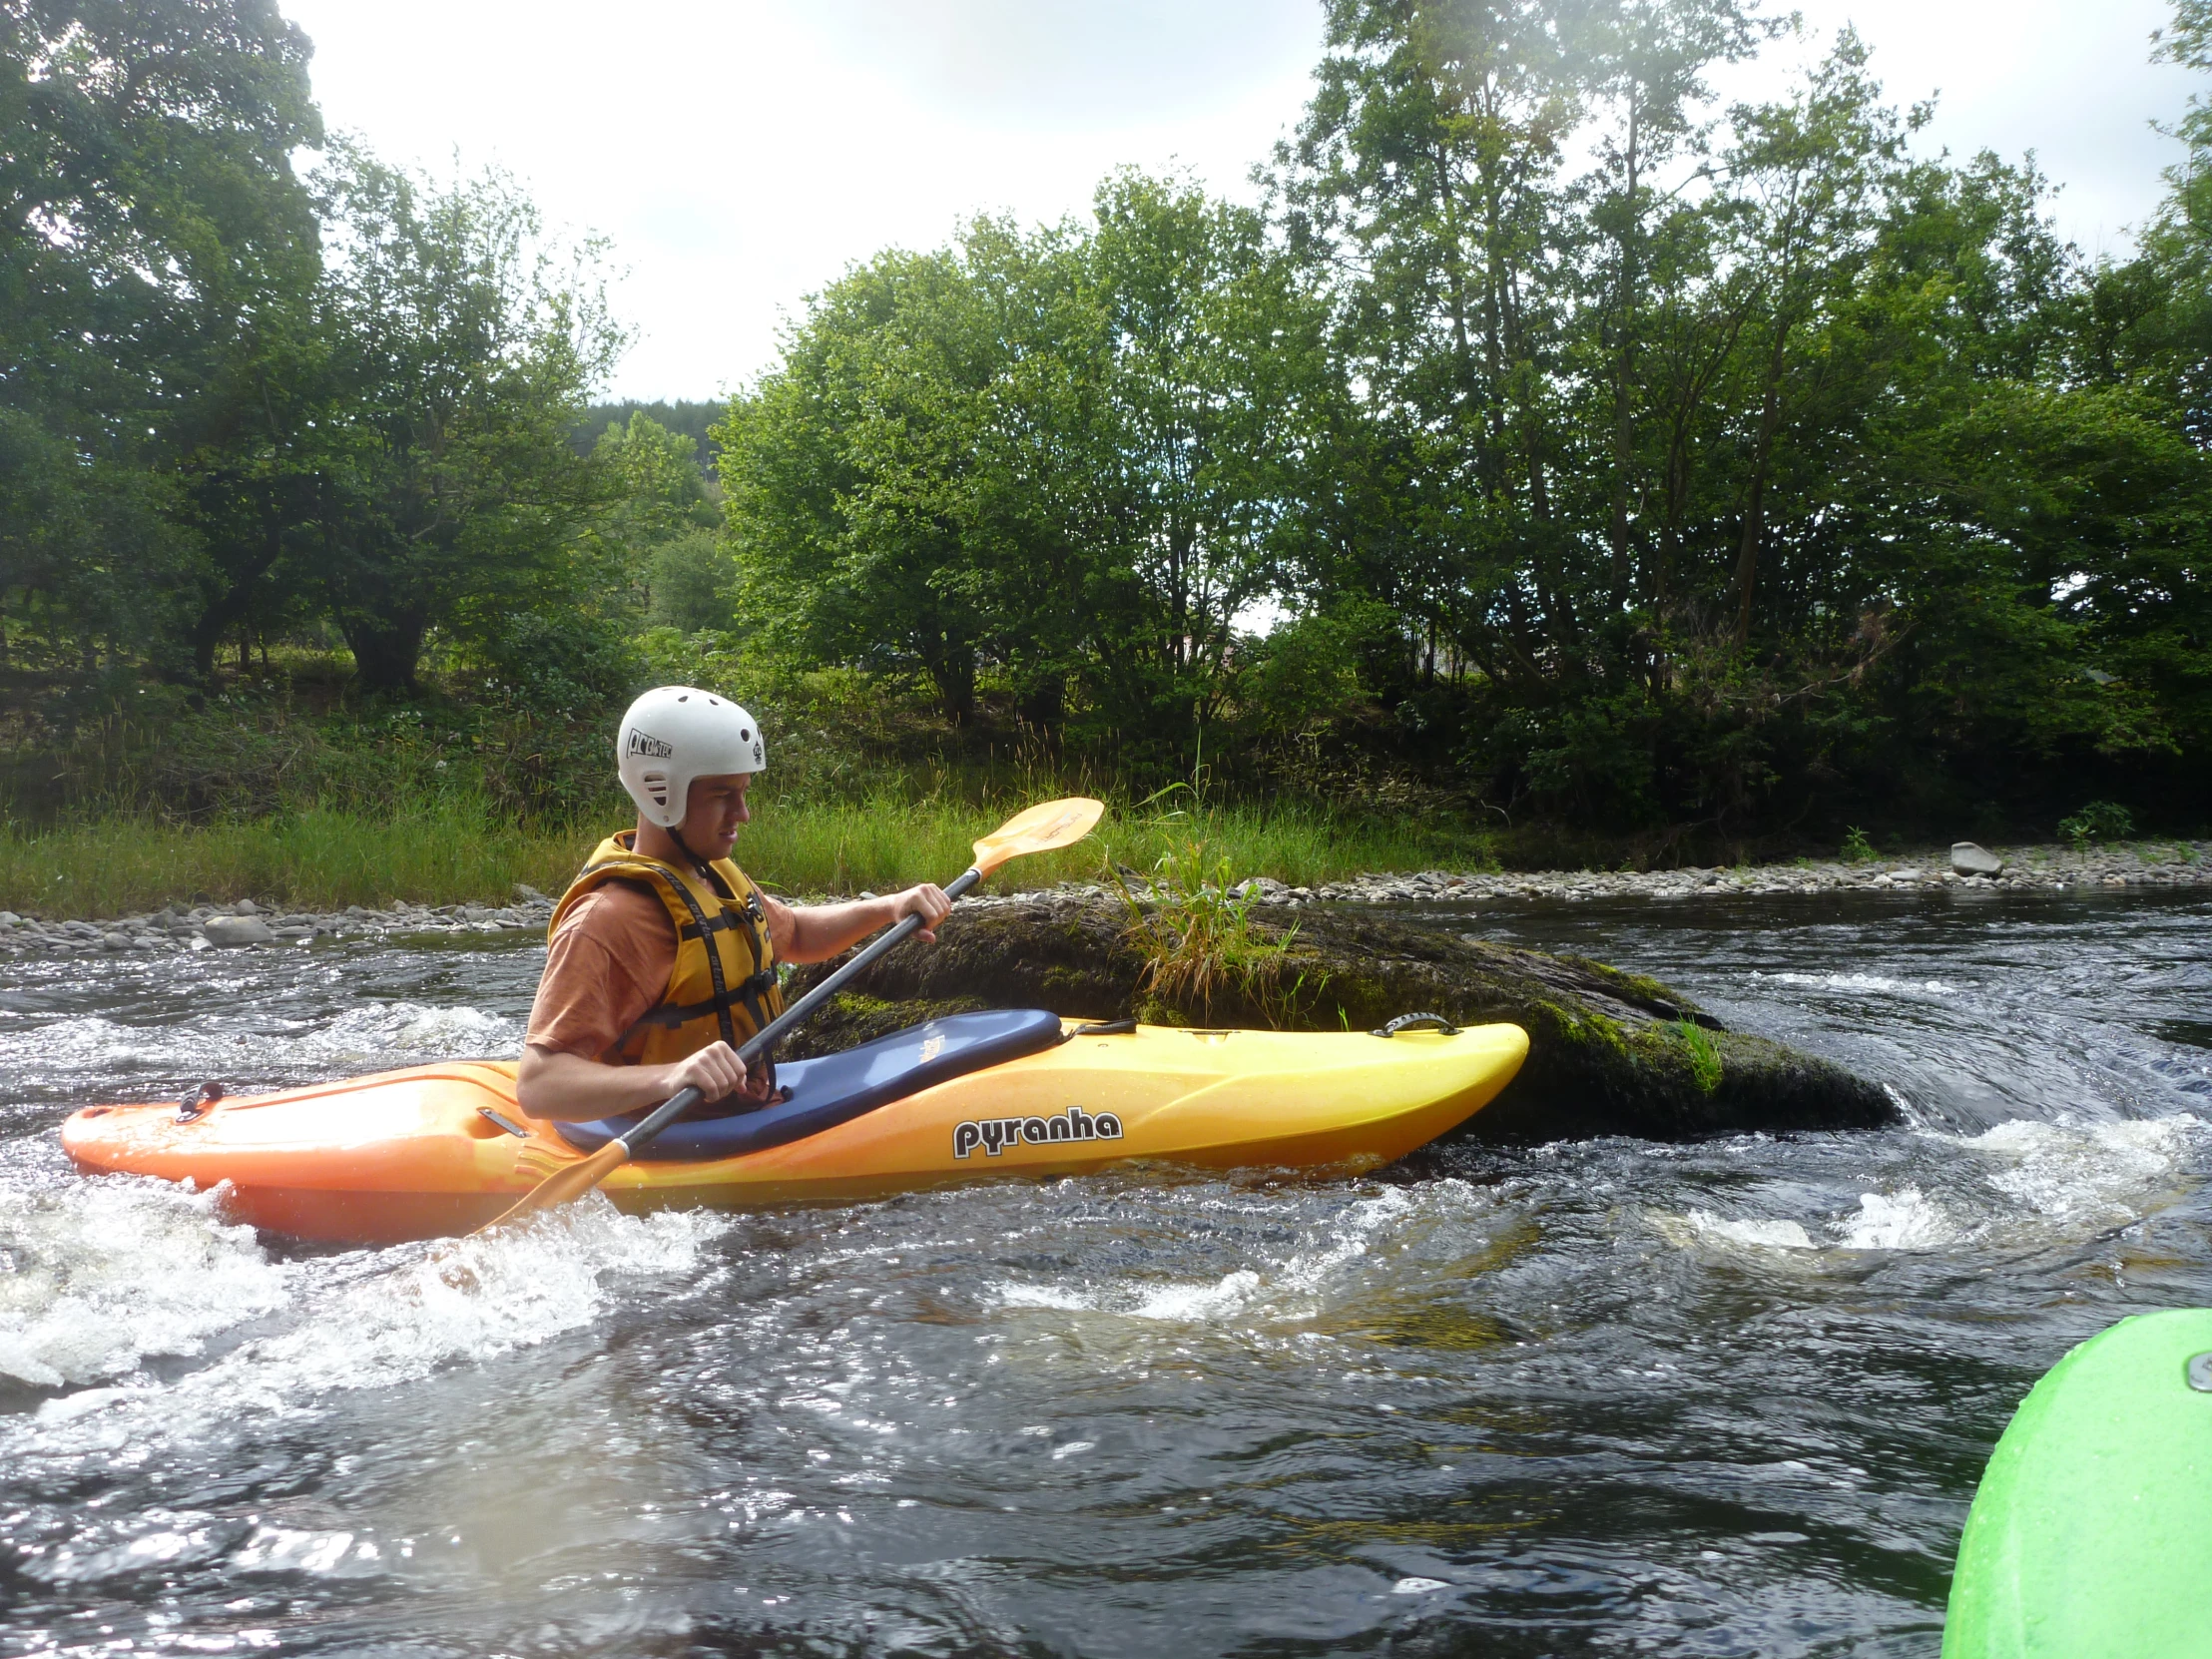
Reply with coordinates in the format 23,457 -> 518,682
0,807 -> 600,917
0,794 -> 1497,917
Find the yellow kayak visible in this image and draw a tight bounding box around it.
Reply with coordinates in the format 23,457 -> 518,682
61,1011 -> 1528,1245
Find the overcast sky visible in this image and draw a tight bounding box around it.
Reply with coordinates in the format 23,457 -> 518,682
281,0 -> 2200,402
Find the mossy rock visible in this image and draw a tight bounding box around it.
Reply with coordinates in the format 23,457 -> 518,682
781,895 -> 1895,1142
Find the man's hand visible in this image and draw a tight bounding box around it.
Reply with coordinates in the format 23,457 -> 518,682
890,882 -> 953,942
667,1039 -> 772,1105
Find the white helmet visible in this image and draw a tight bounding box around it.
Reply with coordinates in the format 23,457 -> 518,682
616,685 -> 766,829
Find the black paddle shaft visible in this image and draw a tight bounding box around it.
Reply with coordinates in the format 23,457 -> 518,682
615,865 -> 984,1157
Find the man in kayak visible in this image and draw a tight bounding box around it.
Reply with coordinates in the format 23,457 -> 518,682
516,685 -> 950,1121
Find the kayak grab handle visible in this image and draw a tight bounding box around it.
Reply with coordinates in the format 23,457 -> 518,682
1373,1012 -> 1459,1038
1073,1018 -> 1138,1036
177,1080 -> 227,1122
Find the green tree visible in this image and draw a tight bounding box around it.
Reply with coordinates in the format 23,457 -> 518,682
0,0 -> 323,679
720,242 -> 1007,721
721,172 -> 1331,752
308,146 -> 624,693
592,409 -> 724,627
1080,171 -> 1334,743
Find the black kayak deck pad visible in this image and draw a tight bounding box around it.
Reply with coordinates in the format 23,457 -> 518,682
553,1008 -> 1067,1163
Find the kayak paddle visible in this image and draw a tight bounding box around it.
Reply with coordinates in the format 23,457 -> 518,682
476,796 -> 1105,1232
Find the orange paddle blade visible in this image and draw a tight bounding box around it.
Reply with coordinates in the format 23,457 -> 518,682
971,797 -> 1103,876
474,1137 -> 628,1234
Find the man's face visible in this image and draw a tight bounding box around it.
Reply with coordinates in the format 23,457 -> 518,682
679,772 -> 753,858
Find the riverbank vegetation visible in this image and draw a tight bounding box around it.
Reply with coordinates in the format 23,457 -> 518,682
0,794 -> 1494,918
5,0 -> 2209,894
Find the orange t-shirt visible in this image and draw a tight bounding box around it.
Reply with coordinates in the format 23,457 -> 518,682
523,881 -> 680,1062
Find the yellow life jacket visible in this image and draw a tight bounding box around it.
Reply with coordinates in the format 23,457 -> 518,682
549,830 -> 784,1067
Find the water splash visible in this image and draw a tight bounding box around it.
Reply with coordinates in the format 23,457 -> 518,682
1960,1114 -> 2203,1226
1675,1210 -> 1819,1251
10,1199 -> 723,1462
984,1180 -> 1498,1326
1833,1187 -> 1957,1250
0,1173 -> 289,1388
293,1001 -> 518,1065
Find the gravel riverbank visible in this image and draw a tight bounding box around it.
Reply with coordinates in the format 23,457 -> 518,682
1290,836 -> 2212,906
0,839 -> 2203,957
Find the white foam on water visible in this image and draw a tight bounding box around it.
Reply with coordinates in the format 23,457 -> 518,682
7,1199 -> 723,1464
0,1175 -> 291,1388
1678,1210 -> 1818,1251
1660,1186 -> 1960,1256
985,1266 -> 1266,1321
987,1283 -> 1094,1313
0,1002 -> 517,1096
294,1001 -> 518,1063
2,1014 -> 184,1072
1832,1187 -> 1957,1250
983,1180 -> 1496,1329
1759,971 -> 1960,997
1958,1114 -> 2202,1227
1124,1269 -> 1263,1322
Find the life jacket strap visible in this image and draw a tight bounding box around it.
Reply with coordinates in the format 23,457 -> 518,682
621,971 -> 783,1033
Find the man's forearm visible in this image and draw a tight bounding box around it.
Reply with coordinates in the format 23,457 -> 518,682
781,895 -> 903,963
516,1045 -> 688,1121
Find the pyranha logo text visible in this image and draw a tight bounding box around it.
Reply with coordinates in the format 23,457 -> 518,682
953,1106 -> 1123,1159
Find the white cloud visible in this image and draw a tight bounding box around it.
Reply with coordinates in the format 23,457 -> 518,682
280,0 -> 2198,401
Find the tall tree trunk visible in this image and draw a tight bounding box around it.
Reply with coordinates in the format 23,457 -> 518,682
192,509 -> 288,683
928,644 -> 976,726
341,611 -> 430,695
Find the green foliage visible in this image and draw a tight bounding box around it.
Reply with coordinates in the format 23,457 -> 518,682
461,609 -> 645,719
574,400 -> 726,466
1108,836 -> 1311,1028
595,412 -> 716,550
1237,612 -> 1363,739
9,0 -> 2212,850
0,805 -> 596,917
1672,1019 -> 1725,1095
2058,801 -> 2134,852
1841,827 -> 1878,863
0,0 -> 323,681
0,783 -> 1505,915
720,169 -> 1333,750
645,532 -> 735,633
309,146 -> 625,692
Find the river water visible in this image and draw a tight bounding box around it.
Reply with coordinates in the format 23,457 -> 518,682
3,890 -> 2209,1657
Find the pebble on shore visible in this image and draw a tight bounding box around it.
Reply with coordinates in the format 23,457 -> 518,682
0,841 -> 2203,956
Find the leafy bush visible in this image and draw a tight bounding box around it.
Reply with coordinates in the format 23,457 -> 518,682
464,609 -> 645,717
1841,827 -> 1878,863
1237,613 -> 1362,738
647,530 -> 735,633
2058,801 -> 2134,852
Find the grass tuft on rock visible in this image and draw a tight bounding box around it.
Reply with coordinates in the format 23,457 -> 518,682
1109,836 -> 1323,1028
1672,1018 -> 1725,1094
